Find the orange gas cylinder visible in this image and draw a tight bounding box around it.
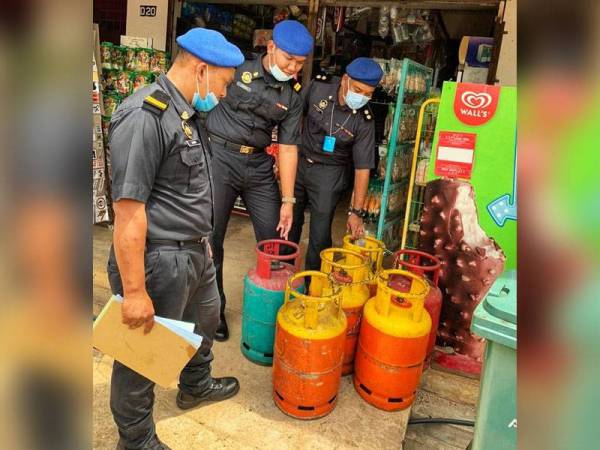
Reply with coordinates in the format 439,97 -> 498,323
392,250 -> 442,357
354,270 -> 431,411
342,235 -> 385,297
272,271 -> 347,419
320,248 -> 371,375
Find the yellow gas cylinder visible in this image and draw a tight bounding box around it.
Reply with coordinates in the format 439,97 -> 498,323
320,248 -> 370,375
273,271 -> 347,419
354,269 -> 431,410
342,235 -> 385,297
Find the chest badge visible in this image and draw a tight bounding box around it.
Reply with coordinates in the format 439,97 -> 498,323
241,72 -> 253,84
181,120 -> 193,139
181,111 -> 190,120
319,99 -> 328,109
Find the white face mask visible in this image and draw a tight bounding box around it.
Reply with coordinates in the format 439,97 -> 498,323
268,52 -> 293,82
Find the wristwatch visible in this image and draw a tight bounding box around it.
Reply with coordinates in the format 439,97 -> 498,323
282,196 -> 296,204
348,207 -> 365,219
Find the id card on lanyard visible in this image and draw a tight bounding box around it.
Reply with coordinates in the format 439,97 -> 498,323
322,101 -> 351,154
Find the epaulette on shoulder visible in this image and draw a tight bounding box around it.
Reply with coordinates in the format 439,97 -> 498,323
290,79 -> 302,94
142,90 -> 170,116
361,105 -> 374,121
314,73 -> 331,83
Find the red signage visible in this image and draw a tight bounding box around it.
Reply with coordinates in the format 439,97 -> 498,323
434,131 -> 477,179
454,82 -> 500,126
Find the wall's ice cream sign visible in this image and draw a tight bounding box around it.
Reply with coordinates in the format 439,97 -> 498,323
454,82 -> 500,126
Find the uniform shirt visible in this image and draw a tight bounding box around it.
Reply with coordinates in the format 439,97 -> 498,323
301,75 -> 376,169
109,75 -> 215,241
206,53 -> 303,149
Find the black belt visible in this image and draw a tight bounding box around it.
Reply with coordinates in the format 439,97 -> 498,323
147,237 -> 209,248
208,134 -> 264,154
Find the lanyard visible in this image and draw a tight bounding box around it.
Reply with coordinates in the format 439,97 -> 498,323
328,101 -> 352,136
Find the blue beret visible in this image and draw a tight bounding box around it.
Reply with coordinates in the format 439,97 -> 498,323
176,27 -> 244,67
346,57 -> 384,87
273,20 -> 314,57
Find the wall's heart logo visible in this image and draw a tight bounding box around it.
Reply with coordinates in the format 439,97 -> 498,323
454,83 -> 500,126
461,91 -> 493,109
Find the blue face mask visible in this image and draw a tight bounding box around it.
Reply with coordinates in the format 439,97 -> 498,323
192,68 -> 219,112
269,52 -> 293,82
344,78 -> 369,110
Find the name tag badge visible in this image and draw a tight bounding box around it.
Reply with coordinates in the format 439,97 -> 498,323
186,139 -> 202,147
323,136 -> 336,153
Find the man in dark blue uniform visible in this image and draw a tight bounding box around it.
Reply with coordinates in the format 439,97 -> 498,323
289,57 -> 384,271
206,20 -> 314,340
107,28 -> 243,450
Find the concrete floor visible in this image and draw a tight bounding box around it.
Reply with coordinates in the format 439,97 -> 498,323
93,206 -> 478,450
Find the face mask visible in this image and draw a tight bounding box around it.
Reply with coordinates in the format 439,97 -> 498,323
269,52 -> 293,82
192,67 -> 219,112
344,78 -> 369,110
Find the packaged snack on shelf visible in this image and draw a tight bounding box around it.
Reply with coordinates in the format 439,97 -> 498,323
136,48 -> 152,72
111,46 -> 125,70
115,71 -> 133,96
150,50 -> 167,74
100,42 -> 113,69
124,47 -> 137,71
103,93 -> 121,117
416,159 -> 429,185
132,72 -> 153,93
101,69 -> 117,92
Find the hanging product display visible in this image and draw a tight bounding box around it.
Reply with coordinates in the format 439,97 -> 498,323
273,271 -> 346,419
364,58 -> 433,251
354,269 -> 430,411
320,248 -> 371,375
241,240 -> 303,365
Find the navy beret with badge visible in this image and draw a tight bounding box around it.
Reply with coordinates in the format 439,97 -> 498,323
346,57 -> 384,87
272,20 -> 314,57
176,27 -> 244,67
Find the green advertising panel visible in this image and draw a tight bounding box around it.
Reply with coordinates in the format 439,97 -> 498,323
427,81 -> 517,269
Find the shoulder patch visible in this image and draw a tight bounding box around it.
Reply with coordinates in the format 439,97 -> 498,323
314,73 -> 331,83
143,90 -> 170,116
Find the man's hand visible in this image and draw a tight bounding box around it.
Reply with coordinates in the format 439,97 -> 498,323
347,213 -> 364,239
122,292 -> 155,334
277,202 -> 294,240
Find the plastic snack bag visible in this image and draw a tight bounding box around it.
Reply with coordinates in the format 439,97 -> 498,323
124,47 -> 137,71
115,71 -> 133,96
111,46 -> 125,71
136,48 -> 152,72
100,42 -> 113,69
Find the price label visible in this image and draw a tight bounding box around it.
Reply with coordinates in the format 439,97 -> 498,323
140,5 -> 157,17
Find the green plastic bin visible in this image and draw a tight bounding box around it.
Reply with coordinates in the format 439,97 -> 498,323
470,270 -> 517,450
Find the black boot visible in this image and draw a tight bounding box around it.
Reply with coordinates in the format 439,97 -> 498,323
176,377 -> 240,410
214,313 -> 229,342
116,434 -> 172,450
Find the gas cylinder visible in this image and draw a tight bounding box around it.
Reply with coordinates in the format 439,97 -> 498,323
241,240 -> 302,365
273,271 -> 347,419
354,270 -> 431,411
320,248 -> 370,375
392,249 -> 442,357
342,235 -> 385,297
